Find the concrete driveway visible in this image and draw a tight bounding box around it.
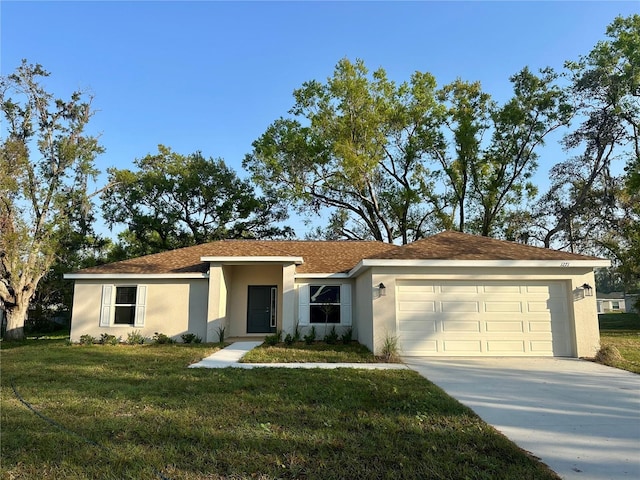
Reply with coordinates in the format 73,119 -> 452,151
404,357 -> 639,480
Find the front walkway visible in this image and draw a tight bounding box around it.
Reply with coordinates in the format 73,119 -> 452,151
188,341 -> 408,370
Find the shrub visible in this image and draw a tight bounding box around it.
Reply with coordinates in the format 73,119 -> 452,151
341,327 -> 353,344
216,324 -> 226,344
181,333 -> 202,344
303,326 -> 316,345
595,344 -> 623,366
324,326 -> 339,345
153,332 -> 176,344
79,334 -> 95,346
284,333 -> 294,345
99,333 -> 120,345
264,330 -> 281,346
126,330 -> 145,345
293,323 -> 301,342
380,333 -> 400,362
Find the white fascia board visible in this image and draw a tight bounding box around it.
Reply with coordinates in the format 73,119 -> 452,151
295,273 -> 350,279
349,258 -> 611,276
201,256 -> 304,264
64,273 -> 208,280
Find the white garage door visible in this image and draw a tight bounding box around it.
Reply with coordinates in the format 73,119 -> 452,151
396,280 -> 572,356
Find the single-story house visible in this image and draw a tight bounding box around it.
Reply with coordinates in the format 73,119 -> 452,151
596,292 -> 626,313
65,231 -> 609,357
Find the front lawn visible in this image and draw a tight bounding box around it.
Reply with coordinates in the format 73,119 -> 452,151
598,313 -> 640,373
240,341 -> 383,363
1,340 -> 559,479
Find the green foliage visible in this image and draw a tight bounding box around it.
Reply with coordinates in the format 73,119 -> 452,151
152,332 -> 176,345
379,333 -> 400,363
323,326 -> 339,345
79,334 -> 95,346
126,330 -> 145,345
341,327 -> 353,344
101,145 -> 293,260
303,326 -> 317,345
99,333 -> 120,346
0,60 -> 104,340
180,333 -> 202,344
284,333 -> 295,345
264,330 -> 281,346
215,324 -> 226,344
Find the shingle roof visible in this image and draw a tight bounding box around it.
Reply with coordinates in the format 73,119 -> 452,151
76,231 -> 603,276
77,240 -> 399,275
369,231 -> 603,261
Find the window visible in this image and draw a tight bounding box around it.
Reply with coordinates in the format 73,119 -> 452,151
310,285 -> 340,324
611,301 -> 620,310
114,286 -> 137,325
100,284 -> 146,328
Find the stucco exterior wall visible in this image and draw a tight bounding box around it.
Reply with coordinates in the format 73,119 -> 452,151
226,265 -> 283,337
367,266 -> 601,358
354,271 -> 374,352
70,279 -> 208,342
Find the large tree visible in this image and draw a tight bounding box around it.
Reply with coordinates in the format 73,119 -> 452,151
245,59 -> 445,244
245,59 -> 571,242
0,61 -> 103,340
102,145 -> 293,259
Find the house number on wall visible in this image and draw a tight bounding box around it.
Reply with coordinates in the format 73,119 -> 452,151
560,262 -> 570,267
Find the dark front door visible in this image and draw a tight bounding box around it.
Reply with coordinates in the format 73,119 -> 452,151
247,286 -> 277,334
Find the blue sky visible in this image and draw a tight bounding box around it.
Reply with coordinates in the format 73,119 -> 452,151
2,1 -> 638,238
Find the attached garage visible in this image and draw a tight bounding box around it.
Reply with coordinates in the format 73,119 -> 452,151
396,280 -> 573,356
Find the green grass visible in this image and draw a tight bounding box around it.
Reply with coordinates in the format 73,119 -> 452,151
240,341 -> 386,363
598,313 -> 640,373
1,340 -> 559,479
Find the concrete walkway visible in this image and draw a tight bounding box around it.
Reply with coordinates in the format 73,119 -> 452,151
188,341 -> 408,370
405,357 -> 640,480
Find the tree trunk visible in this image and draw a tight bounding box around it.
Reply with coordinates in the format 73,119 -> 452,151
3,302 -> 28,340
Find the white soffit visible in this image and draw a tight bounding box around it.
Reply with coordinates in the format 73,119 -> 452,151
64,273 -> 209,279
201,256 -> 304,264
349,258 -> 611,276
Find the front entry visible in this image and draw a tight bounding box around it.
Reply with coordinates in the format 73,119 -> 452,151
247,286 -> 277,334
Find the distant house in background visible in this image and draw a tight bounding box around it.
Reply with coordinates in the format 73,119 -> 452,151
596,292 -> 626,313
624,294 -> 639,313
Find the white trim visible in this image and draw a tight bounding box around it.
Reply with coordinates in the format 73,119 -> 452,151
64,273 -> 208,279
348,258 -> 611,276
295,273 -> 350,279
200,256 -> 304,264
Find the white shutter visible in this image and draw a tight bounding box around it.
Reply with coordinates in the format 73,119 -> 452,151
298,284 -> 310,326
100,285 -> 113,327
340,284 -> 352,326
134,285 -> 147,328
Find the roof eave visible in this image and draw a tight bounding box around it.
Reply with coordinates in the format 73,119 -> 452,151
349,258 -> 611,276
64,273 -> 209,280
200,256 -> 304,265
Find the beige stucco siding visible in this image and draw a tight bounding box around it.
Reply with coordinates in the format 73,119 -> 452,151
354,271 -> 375,352
226,265 -> 283,337
368,266 -> 600,358
70,279 -> 208,342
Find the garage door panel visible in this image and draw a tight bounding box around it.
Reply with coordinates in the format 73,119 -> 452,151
486,340 -> 526,353
441,301 -> 479,312
529,321 -> 552,332
483,284 -> 521,293
398,318 -> 437,332
443,340 -> 482,352
441,321 -> 480,332
398,301 -> 436,312
484,301 -> 522,313
441,284 -> 478,293
486,321 -> 523,333
396,280 -> 572,357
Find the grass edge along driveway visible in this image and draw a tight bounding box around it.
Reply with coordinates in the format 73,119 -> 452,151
1,340 -> 560,480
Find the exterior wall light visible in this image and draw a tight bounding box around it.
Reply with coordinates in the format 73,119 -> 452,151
582,283 -> 593,297
378,283 -> 386,296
